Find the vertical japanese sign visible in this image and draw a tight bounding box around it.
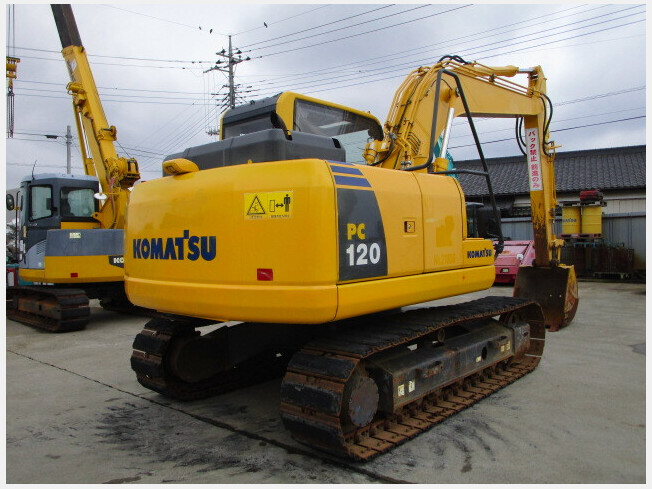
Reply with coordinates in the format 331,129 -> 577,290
526,127 -> 543,191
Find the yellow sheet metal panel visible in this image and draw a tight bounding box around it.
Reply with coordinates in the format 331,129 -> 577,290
275,92 -> 382,132
125,159 -> 339,320
125,157 -> 497,323
340,164 -> 424,279
128,278 -> 338,323
18,268 -> 45,283
462,239 -> 495,268
414,173 -> 465,272
335,265 -> 495,320
59,221 -> 100,230
42,255 -> 123,283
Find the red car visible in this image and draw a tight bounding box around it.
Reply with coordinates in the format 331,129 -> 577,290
494,240 -> 535,284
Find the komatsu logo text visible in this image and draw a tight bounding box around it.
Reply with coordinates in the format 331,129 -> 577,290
467,248 -> 493,259
132,230 -> 216,261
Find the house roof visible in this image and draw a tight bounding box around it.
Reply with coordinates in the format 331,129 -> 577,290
455,145 -> 646,197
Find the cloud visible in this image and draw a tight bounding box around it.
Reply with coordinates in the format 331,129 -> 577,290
5,4 -> 646,189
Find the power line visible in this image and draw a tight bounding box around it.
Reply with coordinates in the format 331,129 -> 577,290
17,86 -> 203,102
18,4 -> 598,106
15,54 -> 210,71
101,4 -> 228,36
448,116 -> 645,150
14,45 -> 214,65
20,79 -> 206,96
467,13 -> 645,61
258,5 -> 472,58
238,5 -> 600,86
234,5 -> 331,36
250,14 -> 645,98
239,4 -> 397,49
16,92 -> 211,106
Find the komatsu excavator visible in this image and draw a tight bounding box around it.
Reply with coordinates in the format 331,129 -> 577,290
127,56 -> 578,460
6,5 -> 140,331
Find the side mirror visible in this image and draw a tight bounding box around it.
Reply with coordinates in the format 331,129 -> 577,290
6,194 -> 15,211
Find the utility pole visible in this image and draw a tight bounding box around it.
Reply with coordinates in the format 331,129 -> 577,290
66,125 -> 72,174
205,35 -> 251,110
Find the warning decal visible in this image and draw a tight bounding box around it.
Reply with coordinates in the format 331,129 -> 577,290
244,191 -> 293,220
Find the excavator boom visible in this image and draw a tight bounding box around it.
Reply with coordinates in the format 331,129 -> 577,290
52,4 -> 140,229
364,57 -> 577,330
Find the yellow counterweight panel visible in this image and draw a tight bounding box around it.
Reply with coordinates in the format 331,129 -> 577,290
125,159 -> 497,323
335,265 -> 495,321
44,255 -> 123,283
20,255 -> 123,284
18,268 -> 45,283
125,159 -> 339,322
60,221 -> 100,230
128,278 -> 338,323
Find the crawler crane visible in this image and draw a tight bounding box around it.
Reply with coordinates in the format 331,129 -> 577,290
127,56 -> 578,460
6,5 -> 141,331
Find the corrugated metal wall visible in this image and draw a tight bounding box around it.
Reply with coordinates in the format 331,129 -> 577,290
500,213 -> 646,270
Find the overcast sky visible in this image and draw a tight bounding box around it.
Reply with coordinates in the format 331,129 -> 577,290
3,3 -> 646,190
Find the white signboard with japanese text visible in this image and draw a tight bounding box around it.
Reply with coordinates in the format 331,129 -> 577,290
526,127 -> 543,191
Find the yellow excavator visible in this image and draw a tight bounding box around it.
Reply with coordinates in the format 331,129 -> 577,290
6,5 -> 140,331
127,56 -> 578,460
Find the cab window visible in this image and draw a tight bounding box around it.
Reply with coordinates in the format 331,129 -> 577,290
60,187 -> 96,218
29,185 -> 53,221
293,99 -> 383,164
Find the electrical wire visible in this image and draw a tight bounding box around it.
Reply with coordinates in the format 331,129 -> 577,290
201,5 -> 602,85
102,4 -> 228,36
239,4 -> 399,49
251,17 -> 645,97
19,79 -> 207,95
234,5 -> 331,36
258,5 -> 472,58
448,116 -> 645,150
14,46 -> 214,65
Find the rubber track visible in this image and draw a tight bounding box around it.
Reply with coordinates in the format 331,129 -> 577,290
6,286 -> 89,332
131,319 -> 291,401
279,296 -> 545,461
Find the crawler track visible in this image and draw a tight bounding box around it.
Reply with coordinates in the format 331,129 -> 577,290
131,318 -> 292,401
6,286 -> 90,332
131,296 -> 544,461
280,296 -> 545,461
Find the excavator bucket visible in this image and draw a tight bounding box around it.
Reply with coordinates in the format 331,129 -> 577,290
513,265 -> 578,332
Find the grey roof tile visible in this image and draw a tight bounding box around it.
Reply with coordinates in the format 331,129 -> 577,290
456,145 -> 645,197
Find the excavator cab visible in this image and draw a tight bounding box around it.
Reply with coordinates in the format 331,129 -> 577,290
165,92 -> 384,172
9,173 -> 124,285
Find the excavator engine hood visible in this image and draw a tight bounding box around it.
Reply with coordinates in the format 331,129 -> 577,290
513,264 -> 578,332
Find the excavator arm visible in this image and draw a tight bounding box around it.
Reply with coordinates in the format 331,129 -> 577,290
51,4 -> 140,230
364,56 -> 577,330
